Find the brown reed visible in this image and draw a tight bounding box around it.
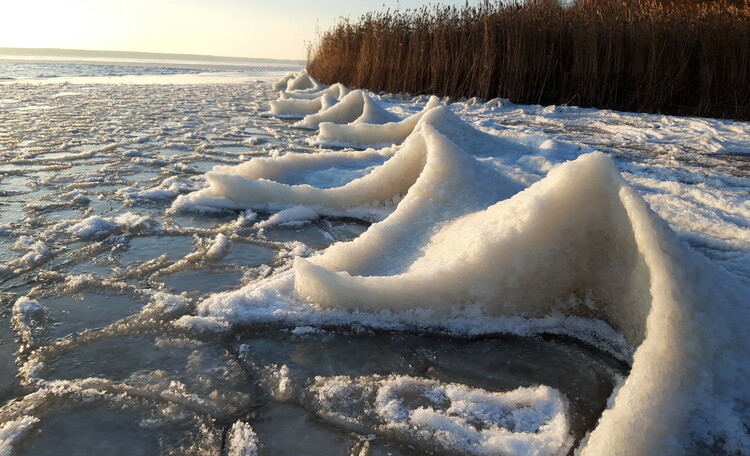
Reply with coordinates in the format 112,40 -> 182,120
307,0 -> 750,120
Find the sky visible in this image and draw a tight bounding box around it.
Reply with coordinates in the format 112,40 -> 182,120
0,0 -> 471,61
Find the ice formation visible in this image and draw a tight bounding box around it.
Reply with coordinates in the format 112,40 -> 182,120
311,375 -> 571,456
313,95 -> 443,149
173,122 -> 522,219
226,421 -> 259,456
296,89 -> 400,129
271,72 -> 295,91
279,82 -> 349,100
2,66 -> 749,456
267,93 -> 338,119
283,70 -> 324,92
175,73 -> 750,455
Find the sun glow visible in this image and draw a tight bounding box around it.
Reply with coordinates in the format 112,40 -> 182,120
0,0 -> 312,59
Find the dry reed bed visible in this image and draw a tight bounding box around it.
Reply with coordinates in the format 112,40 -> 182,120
307,1 -> 750,120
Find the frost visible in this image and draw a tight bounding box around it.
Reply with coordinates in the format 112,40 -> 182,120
206,233 -> 229,258
0,416 -> 38,456
226,421 -> 259,456
312,375 -> 571,456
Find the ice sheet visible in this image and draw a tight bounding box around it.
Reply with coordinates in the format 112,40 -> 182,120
1,68 -> 748,456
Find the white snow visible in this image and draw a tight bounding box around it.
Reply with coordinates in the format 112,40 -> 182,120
312,375 -> 571,456
66,213 -> 152,238
226,421 -> 259,456
256,206 -> 320,228
0,416 -> 38,456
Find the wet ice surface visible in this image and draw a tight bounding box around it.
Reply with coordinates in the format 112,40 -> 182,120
0,77 -> 748,455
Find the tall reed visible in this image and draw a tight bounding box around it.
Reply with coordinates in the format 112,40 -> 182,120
307,0 -> 750,120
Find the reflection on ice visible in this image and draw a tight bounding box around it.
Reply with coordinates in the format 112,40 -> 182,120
15,409 -> 161,456
160,269 -> 245,296
251,403 -> 351,455
41,293 -> 144,340
119,236 -> 194,264
222,242 -> 277,267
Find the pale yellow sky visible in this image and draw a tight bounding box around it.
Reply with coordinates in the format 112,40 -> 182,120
0,0 -> 465,60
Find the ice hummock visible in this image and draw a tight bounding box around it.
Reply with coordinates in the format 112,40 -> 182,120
280,82 -> 349,100
267,93 -> 338,119
174,73 -> 750,455
296,89 -> 400,129
312,95 -> 443,149
283,70 -> 324,92
172,120 -> 523,220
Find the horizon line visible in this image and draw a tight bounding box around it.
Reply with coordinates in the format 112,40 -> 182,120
0,46 -> 304,64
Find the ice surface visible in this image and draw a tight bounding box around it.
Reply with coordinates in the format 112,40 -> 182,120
39,292 -> 145,340
1,67 -> 748,456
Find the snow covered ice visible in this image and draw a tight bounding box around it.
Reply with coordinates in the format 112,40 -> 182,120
0,63 -> 749,456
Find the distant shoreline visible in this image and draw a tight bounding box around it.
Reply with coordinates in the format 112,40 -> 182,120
0,47 -> 301,66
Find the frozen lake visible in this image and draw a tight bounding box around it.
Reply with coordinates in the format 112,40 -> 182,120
0,64 -> 748,455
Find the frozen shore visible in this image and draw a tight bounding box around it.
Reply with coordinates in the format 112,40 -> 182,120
0,67 -> 748,455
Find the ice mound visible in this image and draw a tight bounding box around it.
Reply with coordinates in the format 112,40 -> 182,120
226,421 -> 259,456
267,93 -> 338,119
271,72 -> 295,91
297,152 -> 750,455
171,147 -> 393,214
311,375 -> 571,456
280,82 -> 349,100
296,89 -> 400,129
296,154 -> 645,319
172,122 -> 521,220
12,297 -> 47,346
313,95 -> 443,149
284,70 -> 324,92
66,213 -> 153,238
